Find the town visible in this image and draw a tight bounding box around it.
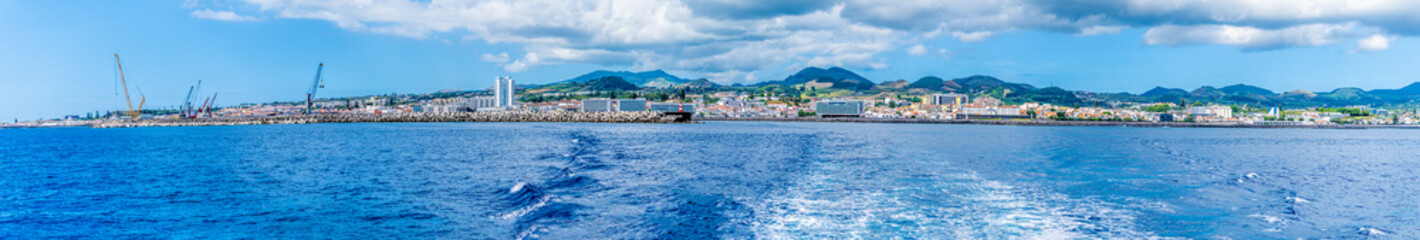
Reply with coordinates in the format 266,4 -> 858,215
7,66 -> 1420,128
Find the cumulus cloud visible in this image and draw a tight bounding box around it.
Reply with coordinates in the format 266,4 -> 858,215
190,9 -> 260,22
906,44 -> 928,56
202,0 -> 1411,82
1352,34 -> 1394,53
1142,23 -> 1367,50
1034,0 -> 1414,50
905,44 -> 949,59
479,52 -> 510,63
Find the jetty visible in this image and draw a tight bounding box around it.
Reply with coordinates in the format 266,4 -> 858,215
92,111 -> 673,128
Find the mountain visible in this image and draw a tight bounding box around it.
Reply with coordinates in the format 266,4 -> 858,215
1368,82 -> 1420,96
1190,86 -> 1226,98
906,76 -> 959,92
585,76 -> 640,91
1141,87 -> 1188,97
758,67 -> 870,86
1282,90 -> 1317,98
1314,87 -> 1384,106
951,75 -> 1012,93
802,77 -> 875,91
1214,84 -> 1280,104
565,67 -> 1420,108
677,78 -> 721,89
1220,84 -> 1276,96
536,76 -> 640,92
1001,86 -> 1082,106
876,79 -> 911,90
560,70 -> 688,88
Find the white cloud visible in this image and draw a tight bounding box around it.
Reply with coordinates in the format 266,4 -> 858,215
906,44 -> 927,56
1079,25 -> 1125,36
206,0 -> 1414,82
1142,23 -> 1368,50
905,44 -> 950,59
951,31 -> 995,42
479,52 -> 510,63
1353,34 -> 1394,53
190,9 -> 260,22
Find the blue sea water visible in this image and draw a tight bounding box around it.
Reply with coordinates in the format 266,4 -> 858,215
2,122 -> 1418,239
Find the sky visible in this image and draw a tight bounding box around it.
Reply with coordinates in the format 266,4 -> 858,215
2,0 -> 1419,121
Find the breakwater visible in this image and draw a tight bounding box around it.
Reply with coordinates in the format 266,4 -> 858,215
697,116 -> 1419,129
92,111 -> 670,128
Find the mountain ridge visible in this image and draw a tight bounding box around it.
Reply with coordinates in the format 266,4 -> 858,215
537,67 -> 1419,108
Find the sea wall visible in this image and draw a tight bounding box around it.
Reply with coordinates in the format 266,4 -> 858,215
92,111 -> 670,128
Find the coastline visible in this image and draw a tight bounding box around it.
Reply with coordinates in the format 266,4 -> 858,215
6,113 -> 1416,129
89,111 -> 671,128
696,116 -> 1420,129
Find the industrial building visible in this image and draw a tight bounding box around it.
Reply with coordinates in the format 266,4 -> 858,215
816,100 -> 864,118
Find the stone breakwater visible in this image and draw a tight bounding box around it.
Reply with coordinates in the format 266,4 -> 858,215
92,111 -> 671,128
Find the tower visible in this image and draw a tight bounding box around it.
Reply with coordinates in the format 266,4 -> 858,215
495,76 -> 515,107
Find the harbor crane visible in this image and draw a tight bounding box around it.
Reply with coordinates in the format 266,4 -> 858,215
113,53 -> 145,119
181,80 -> 200,118
306,63 -> 325,114
203,93 -> 218,117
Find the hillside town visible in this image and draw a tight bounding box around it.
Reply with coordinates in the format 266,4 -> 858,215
8,67 -> 1420,128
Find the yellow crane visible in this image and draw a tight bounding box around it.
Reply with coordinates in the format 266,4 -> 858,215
114,53 -> 145,119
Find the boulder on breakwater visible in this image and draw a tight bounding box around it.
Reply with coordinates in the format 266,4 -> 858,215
92,111 -> 671,128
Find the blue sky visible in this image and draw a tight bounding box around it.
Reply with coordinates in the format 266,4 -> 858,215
2,0 -> 1418,120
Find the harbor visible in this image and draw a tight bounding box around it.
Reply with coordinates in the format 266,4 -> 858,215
89,111 -> 673,128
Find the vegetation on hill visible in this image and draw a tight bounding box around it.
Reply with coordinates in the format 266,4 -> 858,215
907,76 -> 959,92
536,76 -> 639,93
558,70 -> 687,88
1141,87 -> 1188,97
526,67 -> 1420,109
757,67 -> 870,86
678,78 -> 721,89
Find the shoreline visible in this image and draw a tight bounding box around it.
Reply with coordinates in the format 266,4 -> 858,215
696,116 -> 1420,129
6,113 -> 1417,129
89,111 -> 672,128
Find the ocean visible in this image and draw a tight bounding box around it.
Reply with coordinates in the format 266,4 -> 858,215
2,122 -> 1416,239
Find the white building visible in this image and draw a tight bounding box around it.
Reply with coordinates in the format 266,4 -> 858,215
582,99 -> 613,112
418,97 -> 499,113
1189,105 -> 1233,119
495,76 -> 516,107
582,99 -> 647,112
617,99 -> 646,111
929,93 -> 969,106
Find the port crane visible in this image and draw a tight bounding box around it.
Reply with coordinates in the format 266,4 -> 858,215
113,53 -> 145,119
203,93 -> 218,117
181,80 -> 200,118
306,63 -> 325,114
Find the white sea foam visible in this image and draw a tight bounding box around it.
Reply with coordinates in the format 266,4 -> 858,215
510,182 -> 529,193
1358,227 -> 1388,236
498,195 -> 550,221
749,163 -> 1163,239
1249,213 -> 1285,225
